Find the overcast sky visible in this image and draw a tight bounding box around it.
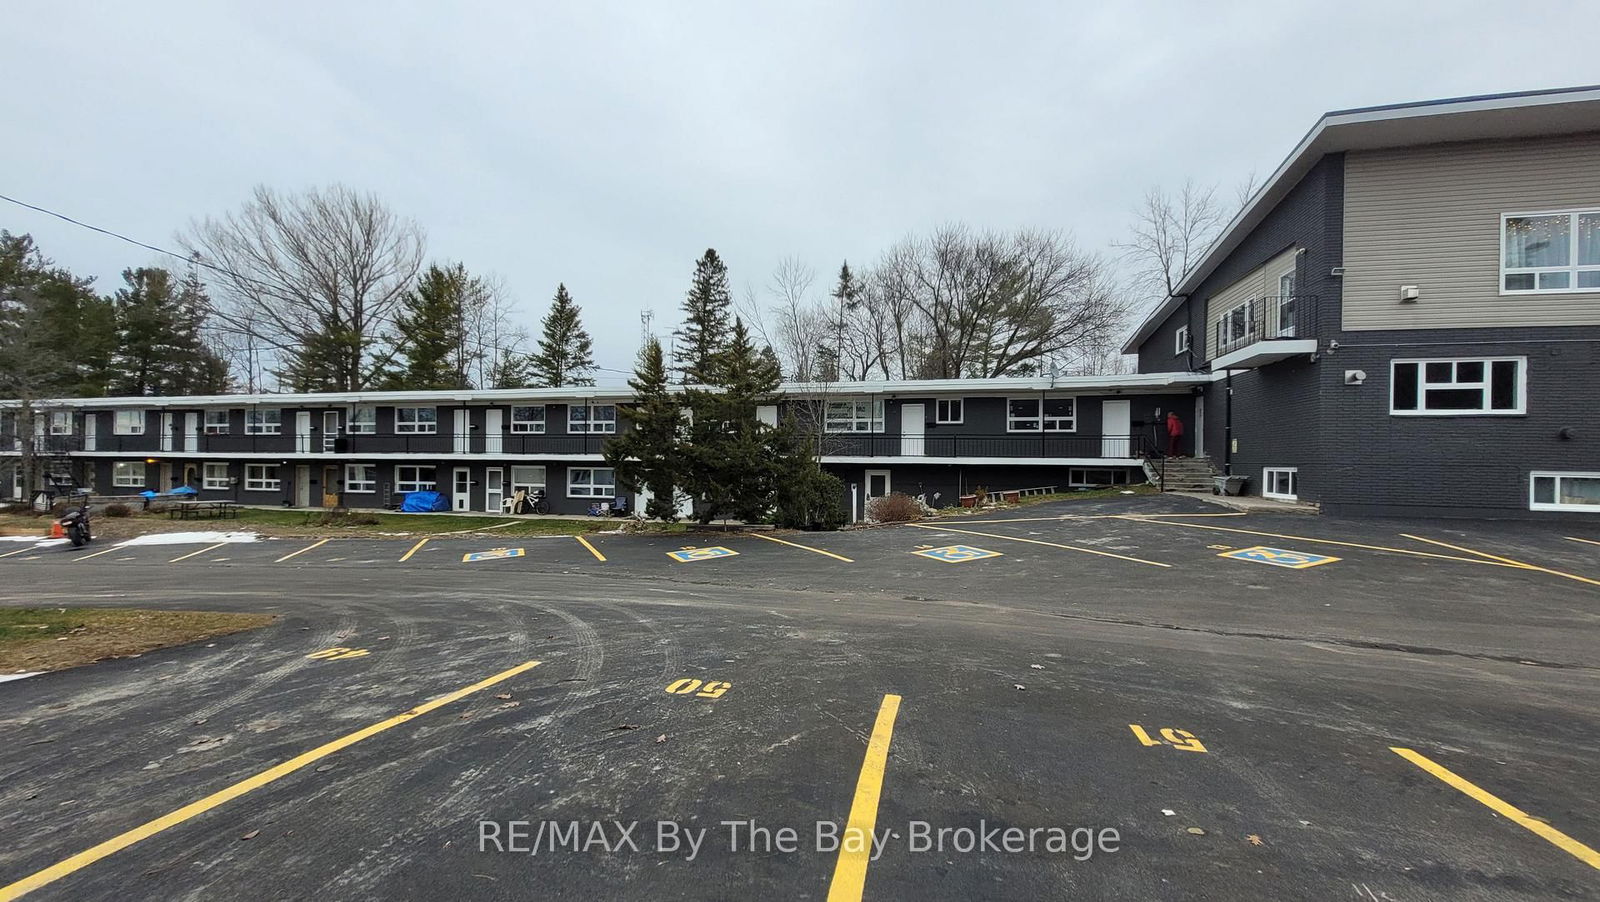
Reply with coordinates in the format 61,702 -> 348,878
4,1 -> 1597,381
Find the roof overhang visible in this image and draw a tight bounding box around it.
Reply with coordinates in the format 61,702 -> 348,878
1122,84 -> 1600,355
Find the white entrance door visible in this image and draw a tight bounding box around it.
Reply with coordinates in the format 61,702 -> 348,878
160,413 -> 175,452
1193,396 -> 1205,458
1101,400 -> 1131,458
485,467 -> 504,513
485,408 -> 503,455
323,411 -> 339,452
294,465 -> 311,507
453,409 -> 471,454
900,404 -> 924,456
83,415 -> 97,452
453,467 -> 471,511
183,412 -> 199,453
865,469 -> 891,500
295,411 -> 313,453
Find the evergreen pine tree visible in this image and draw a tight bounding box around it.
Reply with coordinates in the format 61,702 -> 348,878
819,261 -> 861,381
109,267 -> 230,396
680,318 -> 782,523
672,249 -> 732,384
529,283 -> 596,387
603,337 -> 683,521
485,347 -> 538,389
385,263 -> 473,390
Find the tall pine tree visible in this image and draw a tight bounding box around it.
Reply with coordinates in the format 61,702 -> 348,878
383,263 -> 473,390
680,317 -> 782,523
603,337 -> 683,521
110,267 -> 229,396
672,249 -> 732,384
529,283 -> 595,387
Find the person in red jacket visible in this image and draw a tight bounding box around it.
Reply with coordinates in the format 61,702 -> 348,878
1165,411 -> 1185,457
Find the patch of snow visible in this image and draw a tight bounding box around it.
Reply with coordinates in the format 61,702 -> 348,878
0,535 -> 50,543
115,531 -> 261,547
0,672 -> 44,683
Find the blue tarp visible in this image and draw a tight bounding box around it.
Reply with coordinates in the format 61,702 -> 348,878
400,491 -> 450,512
141,486 -> 198,498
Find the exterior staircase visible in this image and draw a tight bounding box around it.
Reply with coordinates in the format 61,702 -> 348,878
1144,456 -> 1218,492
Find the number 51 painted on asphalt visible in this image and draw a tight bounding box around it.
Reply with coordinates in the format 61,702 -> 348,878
1129,724 -> 1207,753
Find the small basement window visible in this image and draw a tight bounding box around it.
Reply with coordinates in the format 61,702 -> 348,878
1530,472 -> 1600,512
1068,468 -> 1131,487
1262,467 -> 1298,501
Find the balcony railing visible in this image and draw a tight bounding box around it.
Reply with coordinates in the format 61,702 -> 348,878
1212,295 -> 1316,357
2,431 -> 621,456
818,433 -> 1151,460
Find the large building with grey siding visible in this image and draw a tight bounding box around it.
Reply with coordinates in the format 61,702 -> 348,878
1,376 -> 1206,518
1124,85 -> 1600,517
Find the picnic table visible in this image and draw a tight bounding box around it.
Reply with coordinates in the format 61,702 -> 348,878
166,500 -> 241,520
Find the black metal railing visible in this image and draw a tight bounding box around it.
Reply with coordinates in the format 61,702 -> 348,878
1212,295 -> 1316,357
818,433 -> 1150,460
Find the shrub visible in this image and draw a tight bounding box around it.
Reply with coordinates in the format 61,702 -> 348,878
102,503 -> 133,518
772,467 -> 848,531
866,492 -> 927,523
305,509 -> 381,528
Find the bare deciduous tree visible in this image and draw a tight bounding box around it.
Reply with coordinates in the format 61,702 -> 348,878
1116,180 -> 1227,307
184,185 -> 425,391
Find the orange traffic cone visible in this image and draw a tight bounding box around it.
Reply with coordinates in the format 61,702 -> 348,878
50,521 -> 65,539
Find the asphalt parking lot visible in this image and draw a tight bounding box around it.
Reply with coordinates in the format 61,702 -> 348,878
1,494 -> 1597,900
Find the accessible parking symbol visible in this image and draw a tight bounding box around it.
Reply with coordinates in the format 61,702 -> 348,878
666,546 -> 739,563
1218,545 -> 1339,569
913,544 -> 1002,564
462,548 -> 526,563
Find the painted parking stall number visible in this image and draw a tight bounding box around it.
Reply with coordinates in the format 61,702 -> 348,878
1129,724 -> 1207,753
667,546 -> 739,563
463,548 -> 525,563
665,678 -> 731,698
1219,545 -> 1340,569
913,544 -> 1002,564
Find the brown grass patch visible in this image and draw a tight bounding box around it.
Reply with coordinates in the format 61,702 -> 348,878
0,608 -> 275,673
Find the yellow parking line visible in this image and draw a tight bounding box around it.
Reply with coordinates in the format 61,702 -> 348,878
749,532 -> 854,562
947,511 -> 1248,526
1403,533 -> 1600,588
274,538 -> 330,564
0,660 -> 542,901
910,523 -> 1171,568
168,542 -> 227,564
1567,536 -> 1600,548
0,546 -> 40,559
398,537 -> 430,562
1391,747 -> 1600,871
574,535 -> 607,562
1119,517 -> 1526,569
827,694 -> 903,902
71,545 -> 125,563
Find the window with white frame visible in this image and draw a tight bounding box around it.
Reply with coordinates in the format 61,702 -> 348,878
244,464 -> 281,491
1390,358 -> 1524,415
347,405 -> 376,434
568,467 -> 617,498
48,411 -> 72,435
1530,471 -> 1600,512
568,404 -> 617,434
395,407 -> 437,434
345,464 -> 377,493
204,409 -> 230,434
114,410 -> 145,435
245,408 -> 282,434
1276,272 -> 1298,336
1262,467 -> 1298,501
1502,210 -> 1600,293
1174,324 -> 1190,356
511,405 -> 547,433
1069,468 -> 1131,487
1006,397 -> 1075,432
112,461 -> 145,488
202,462 -> 230,490
1215,300 -> 1257,351
824,399 -> 885,433
396,465 -> 435,492
934,398 -> 963,424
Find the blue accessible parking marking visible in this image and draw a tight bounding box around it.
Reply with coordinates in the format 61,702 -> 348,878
913,544 -> 1003,564
462,548 -> 526,563
1218,545 -> 1340,569
667,546 -> 740,563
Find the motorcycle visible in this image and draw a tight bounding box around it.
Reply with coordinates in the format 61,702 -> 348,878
58,504 -> 92,547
